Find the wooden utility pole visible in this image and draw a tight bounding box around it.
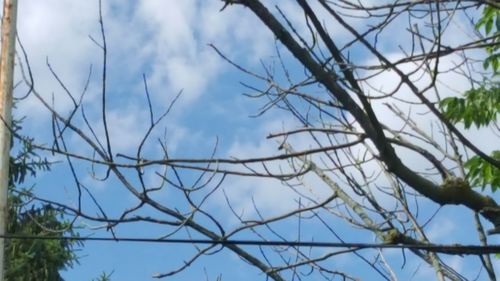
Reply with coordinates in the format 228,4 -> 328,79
0,0 -> 18,279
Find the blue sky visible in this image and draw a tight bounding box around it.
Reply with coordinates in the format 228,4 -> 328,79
8,1 -> 500,280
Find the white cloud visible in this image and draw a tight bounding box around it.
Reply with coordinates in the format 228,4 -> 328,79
14,0 -> 278,138
427,217 -> 456,242
131,1 -> 275,104
206,117 -> 339,221
16,0 -> 101,117
105,108 -> 147,153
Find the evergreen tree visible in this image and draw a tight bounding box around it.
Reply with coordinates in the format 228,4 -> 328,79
5,119 -> 81,281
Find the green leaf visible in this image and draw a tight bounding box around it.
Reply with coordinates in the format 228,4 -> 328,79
485,18 -> 493,34
439,85 -> 499,129
464,151 -> 500,192
475,5 -> 500,74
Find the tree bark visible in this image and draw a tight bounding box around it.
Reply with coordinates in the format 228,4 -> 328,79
0,0 -> 18,280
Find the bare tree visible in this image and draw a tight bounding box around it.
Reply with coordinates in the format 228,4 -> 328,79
10,1 -> 500,281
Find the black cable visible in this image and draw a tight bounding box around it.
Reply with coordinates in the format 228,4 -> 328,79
1,234 -> 498,255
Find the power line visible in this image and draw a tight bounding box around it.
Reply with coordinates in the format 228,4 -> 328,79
1,234 -> 498,255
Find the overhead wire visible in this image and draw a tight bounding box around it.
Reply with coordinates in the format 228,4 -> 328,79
0,234 -> 498,255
